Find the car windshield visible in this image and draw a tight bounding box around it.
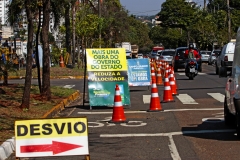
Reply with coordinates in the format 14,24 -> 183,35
161,51 -> 175,56
151,51 -> 157,55
213,50 -> 221,55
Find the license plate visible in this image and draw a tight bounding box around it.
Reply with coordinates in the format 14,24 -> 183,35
190,68 -> 195,72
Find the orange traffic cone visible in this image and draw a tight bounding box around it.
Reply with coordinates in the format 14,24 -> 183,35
151,64 -> 156,84
156,64 -> 163,85
169,69 -> 178,95
59,55 -> 65,68
148,73 -> 163,112
171,66 -> 178,90
161,66 -> 175,103
109,84 -> 127,123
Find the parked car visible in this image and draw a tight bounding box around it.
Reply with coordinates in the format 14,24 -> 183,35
215,40 -> 235,75
208,49 -> 221,65
159,49 -> 175,66
138,53 -> 143,59
220,27 -> 240,138
199,50 -> 211,63
172,47 -> 202,72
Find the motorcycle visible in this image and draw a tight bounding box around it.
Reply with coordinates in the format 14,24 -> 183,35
185,59 -> 198,80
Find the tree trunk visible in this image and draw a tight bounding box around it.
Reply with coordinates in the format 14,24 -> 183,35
65,3 -> 71,66
20,0 -> 34,109
41,0 -> 51,100
72,2 -> 76,68
3,70 -> 8,85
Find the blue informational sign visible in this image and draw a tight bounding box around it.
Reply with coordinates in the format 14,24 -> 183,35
127,59 -> 151,86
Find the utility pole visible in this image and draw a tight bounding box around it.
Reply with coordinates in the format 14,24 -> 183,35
98,0 -> 101,48
204,0 -> 206,10
227,0 -> 231,42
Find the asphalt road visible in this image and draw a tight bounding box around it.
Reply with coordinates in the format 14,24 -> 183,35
8,63 -> 240,160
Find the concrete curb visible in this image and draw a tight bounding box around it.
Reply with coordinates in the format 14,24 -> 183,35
0,90 -> 81,160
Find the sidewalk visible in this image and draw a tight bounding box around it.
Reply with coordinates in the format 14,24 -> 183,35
0,77 -> 82,160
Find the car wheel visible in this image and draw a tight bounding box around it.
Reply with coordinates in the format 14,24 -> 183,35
219,66 -> 227,78
224,97 -> 235,126
216,65 -> 219,75
208,61 -> 211,65
198,65 -> 202,72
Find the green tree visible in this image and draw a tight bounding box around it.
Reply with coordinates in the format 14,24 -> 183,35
157,0 -> 199,44
75,4 -> 100,48
127,16 -> 153,48
149,26 -> 184,48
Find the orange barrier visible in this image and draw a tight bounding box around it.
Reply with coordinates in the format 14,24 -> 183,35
161,66 -> 175,103
109,84 -> 127,123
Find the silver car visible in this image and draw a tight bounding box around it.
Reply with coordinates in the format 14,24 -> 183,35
208,49 -> 221,65
200,50 -> 211,63
159,49 -> 175,65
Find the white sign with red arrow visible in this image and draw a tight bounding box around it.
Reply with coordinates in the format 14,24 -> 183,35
15,118 -> 89,157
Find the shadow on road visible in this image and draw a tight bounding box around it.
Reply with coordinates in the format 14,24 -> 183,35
181,121 -> 239,141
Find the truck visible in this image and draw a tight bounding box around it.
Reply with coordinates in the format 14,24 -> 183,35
115,42 -> 132,59
131,44 -> 139,58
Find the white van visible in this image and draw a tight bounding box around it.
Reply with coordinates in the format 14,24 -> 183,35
215,41 -> 235,76
221,27 -> 240,138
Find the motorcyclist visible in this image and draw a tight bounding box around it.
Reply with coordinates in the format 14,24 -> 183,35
184,43 -> 200,72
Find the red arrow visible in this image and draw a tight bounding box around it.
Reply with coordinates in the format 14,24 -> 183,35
20,141 -> 82,155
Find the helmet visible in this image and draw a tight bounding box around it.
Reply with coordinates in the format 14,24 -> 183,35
189,43 -> 194,49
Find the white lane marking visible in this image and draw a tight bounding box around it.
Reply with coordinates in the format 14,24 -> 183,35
78,108 -> 223,114
63,85 -> 75,88
202,118 -> 224,123
120,121 -> 147,127
198,73 -> 207,75
168,135 -> 181,160
88,122 -> 104,128
178,73 -> 206,75
143,95 -> 151,104
100,129 -> 235,138
176,94 -> 198,104
207,93 -> 224,103
78,111 -> 147,114
202,112 -> 224,123
163,108 -> 222,112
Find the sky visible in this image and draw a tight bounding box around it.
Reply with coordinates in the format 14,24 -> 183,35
119,0 -> 205,16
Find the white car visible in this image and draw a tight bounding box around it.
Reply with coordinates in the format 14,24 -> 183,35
221,27 -> 240,138
216,40 -> 235,76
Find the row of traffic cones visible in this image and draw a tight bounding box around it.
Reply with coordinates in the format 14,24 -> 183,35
109,59 -> 178,123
